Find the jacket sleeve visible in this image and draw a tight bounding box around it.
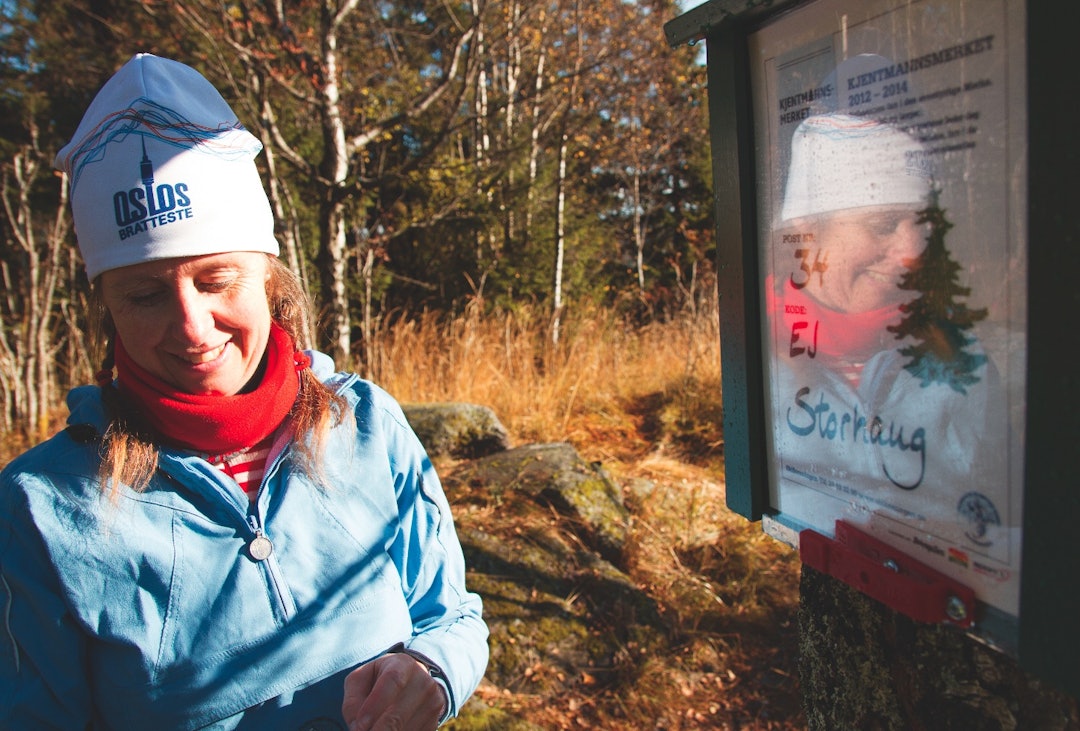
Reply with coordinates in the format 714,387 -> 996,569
0,468 -> 96,729
371,387 -> 489,720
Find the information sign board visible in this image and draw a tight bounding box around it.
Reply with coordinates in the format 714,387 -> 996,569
666,0 -> 1080,693
746,0 -> 1027,642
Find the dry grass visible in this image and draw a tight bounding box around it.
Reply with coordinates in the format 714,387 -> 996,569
368,298 -> 722,459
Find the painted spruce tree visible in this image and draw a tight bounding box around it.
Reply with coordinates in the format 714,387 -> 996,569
888,190 -> 988,394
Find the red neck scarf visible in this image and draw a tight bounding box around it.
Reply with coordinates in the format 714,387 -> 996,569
113,322 -> 310,453
764,274 -> 904,363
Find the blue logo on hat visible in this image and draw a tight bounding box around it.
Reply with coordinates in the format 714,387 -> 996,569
113,139 -> 194,240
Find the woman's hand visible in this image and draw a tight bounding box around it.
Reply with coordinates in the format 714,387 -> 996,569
342,652 -> 447,731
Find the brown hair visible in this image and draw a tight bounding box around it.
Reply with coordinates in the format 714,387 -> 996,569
90,255 -> 348,497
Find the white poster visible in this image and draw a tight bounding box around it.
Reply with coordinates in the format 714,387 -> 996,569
749,0 -> 1026,621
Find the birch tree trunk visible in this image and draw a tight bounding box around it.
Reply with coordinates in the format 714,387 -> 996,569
550,0 -> 584,346
525,9 -> 549,245
0,131 -> 73,439
252,73 -> 316,349
552,130 -> 568,345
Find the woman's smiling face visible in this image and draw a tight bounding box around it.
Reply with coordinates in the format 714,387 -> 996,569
100,252 -> 273,395
807,205 -> 929,314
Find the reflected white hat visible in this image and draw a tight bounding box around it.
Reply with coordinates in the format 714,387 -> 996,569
780,113 -> 933,222
54,53 -> 278,280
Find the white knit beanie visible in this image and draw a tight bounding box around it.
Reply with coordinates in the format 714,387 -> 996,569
54,53 -> 279,280
780,113 -> 933,223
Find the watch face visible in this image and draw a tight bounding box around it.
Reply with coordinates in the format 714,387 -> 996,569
748,0 -> 1026,625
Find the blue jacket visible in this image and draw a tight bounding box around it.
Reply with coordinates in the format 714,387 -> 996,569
0,354 -> 488,729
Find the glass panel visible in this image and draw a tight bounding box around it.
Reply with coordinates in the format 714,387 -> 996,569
748,0 -> 1026,627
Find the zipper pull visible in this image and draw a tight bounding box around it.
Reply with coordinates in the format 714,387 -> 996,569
247,515 -> 274,561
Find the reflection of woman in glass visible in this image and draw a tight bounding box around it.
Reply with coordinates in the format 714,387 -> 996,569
767,114 -> 1005,541
774,114 -> 934,382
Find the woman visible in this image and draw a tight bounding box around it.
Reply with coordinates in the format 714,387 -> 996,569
0,53 -> 488,730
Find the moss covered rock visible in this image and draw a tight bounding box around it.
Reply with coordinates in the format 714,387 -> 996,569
453,442 -> 630,563
403,402 -> 511,458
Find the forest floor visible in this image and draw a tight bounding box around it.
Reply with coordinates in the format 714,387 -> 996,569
368,302 -> 810,729
370,301 -> 806,728
440,394 -> 807,731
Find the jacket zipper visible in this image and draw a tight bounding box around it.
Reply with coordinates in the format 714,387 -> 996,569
249,439 -> 300,620
245,511 -> 296,620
